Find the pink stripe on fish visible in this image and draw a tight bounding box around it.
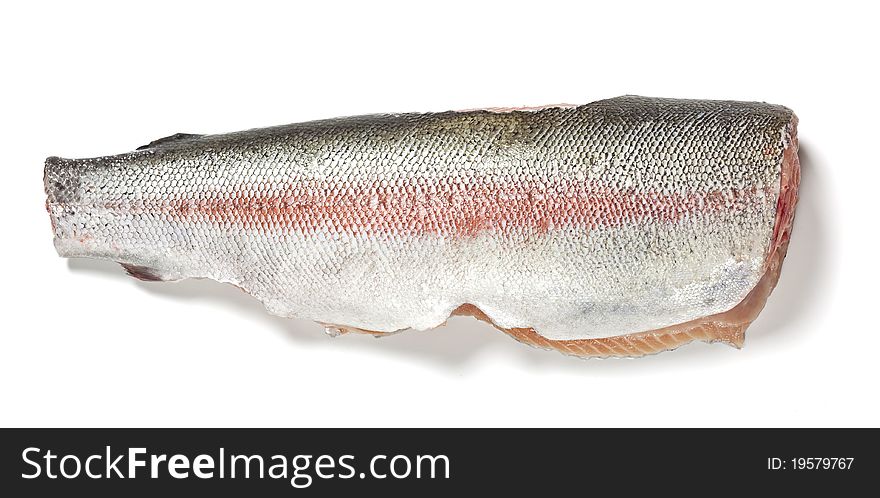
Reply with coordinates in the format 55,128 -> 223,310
163,181 -> 768,236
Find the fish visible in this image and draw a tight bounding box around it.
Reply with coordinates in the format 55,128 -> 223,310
44,96 -> 799,358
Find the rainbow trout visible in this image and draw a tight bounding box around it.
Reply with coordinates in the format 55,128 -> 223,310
44,96 -> 800,358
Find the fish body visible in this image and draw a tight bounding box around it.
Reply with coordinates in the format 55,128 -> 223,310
44,96 -> 799,357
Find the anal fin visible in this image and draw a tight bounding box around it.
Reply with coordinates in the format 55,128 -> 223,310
120,263 -> 165,282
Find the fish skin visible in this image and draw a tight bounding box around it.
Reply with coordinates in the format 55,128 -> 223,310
44,96 -> 799,357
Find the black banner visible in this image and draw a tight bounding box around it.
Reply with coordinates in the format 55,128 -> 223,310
1,429 -> 875,495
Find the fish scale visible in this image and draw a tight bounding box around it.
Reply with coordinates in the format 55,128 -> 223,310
44,96 -> 799,357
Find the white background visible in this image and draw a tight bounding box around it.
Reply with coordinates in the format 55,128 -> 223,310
1,1 -> 876,427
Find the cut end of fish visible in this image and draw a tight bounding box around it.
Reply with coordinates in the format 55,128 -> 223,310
43,155 -> 179,280
44,156 -> 82,257
44,155 -> 108,261
44,156 -> 75,204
